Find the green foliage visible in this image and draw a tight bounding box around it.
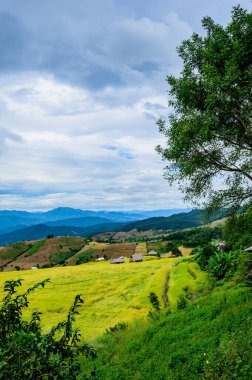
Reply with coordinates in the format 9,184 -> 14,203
168,226 -> 223,247
26,240 -> 46,256
0,243 -> 33,260
106,322 -> 128,334
193,243 -> 240,280
224,208 -> 252,249
0,279 -> 96,379
193,244 -> 217,270
177,294 -> 188,310
148,292 -> 161,312
50,250 -> 78,265
207,251 -> 239,280
121,209 -> 220,232
164,241 -> 182,256
84,285 -> 252,379
76,248 -> 97,265
157,6 -> 252,213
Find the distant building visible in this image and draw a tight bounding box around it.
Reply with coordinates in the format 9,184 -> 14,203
130,254 -> 143,262
160,253 -> 168,258
148,250 -> 157,256
110,256 -> 125,264
214,240 -> 226,251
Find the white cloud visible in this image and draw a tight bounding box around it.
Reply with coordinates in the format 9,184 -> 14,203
0,70 -> 185,210
4,0 -> 249,210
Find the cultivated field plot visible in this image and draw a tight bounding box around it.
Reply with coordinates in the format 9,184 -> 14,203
0,241 -> 39,267
93,242 -> 136,260
178,246 -> 193,256
65,242 -> 108,265
134,242 -> 147,255
4,236 -> 86,271
0,258 -> 178,342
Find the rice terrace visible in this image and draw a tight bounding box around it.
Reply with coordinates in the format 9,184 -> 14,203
0,242 -> 206,342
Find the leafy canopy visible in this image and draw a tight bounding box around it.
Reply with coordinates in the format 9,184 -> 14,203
0,278 -> 96,380
157,6 -> 252,213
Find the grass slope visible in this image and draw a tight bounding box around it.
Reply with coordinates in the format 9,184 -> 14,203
81,260 -> 252,380
0,257 -> 183,342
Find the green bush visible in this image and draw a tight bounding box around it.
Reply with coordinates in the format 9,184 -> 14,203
177,294 -> 188,310
194,244 -> 217,270
207,251 -> 239,280
0,279 -> 96,380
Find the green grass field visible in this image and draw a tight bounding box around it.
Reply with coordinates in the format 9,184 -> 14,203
0,258 -> 184,342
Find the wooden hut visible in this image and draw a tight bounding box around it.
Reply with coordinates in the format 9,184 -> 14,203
148,250 -> 157,256
110,256 -> 125,264
130,254 -> 143,262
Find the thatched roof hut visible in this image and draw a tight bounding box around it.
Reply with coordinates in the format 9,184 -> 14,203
130,254 -> 143,262
148,250 -> 157,256
110,256 -> 125,264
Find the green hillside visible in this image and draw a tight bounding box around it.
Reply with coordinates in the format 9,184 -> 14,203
120,209 -> 224,232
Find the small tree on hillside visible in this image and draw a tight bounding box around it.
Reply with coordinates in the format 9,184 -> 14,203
0,279 -> 96,380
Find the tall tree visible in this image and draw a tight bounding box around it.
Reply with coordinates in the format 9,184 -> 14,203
157,6 -> 252,214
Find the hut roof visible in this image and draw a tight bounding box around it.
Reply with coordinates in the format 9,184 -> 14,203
148,250 -> 157,256
110,256 -> 125,264
131,254 -> 143,262
160,253 -> 168,258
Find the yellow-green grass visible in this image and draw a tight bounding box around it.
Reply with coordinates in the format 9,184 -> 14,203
134,242 -> 147,255
168,261 -> 209,310
178,245 -> 193,256
0,258 -> 178,342
206,217 -> 226,228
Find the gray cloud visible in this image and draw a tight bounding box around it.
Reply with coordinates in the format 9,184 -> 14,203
0,0 -> 251,210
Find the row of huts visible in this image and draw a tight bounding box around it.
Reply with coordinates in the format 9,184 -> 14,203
99,250 -> 164,264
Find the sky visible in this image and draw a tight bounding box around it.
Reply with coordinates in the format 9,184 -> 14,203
0,0 -> 251,211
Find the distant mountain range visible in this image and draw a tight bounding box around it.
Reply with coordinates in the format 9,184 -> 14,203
0,207 -> 223,246
0,207 -> 190,234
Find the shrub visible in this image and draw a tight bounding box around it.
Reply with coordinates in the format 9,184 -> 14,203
177,294 -> 188,310
194,244 -> 217,270
0,279 -> 96,380
207,251 -> 239,280
148,292 -> 161,312
106,322 -> 128,334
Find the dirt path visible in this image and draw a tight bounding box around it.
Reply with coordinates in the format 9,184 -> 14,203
163,271 -> 170,307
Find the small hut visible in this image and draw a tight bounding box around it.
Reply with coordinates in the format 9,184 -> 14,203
160,253 -> 168,258
110,256 -> 125,264
148,250 -> 157,256
215,240 -> 226,251
130,254 -> 143,262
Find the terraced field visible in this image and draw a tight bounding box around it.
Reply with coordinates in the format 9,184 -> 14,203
3,236 -> 86,271
65,242 -> 108,265
134,242 -> 147,255
0,257 -> 186,341
0,240 -> 39,267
